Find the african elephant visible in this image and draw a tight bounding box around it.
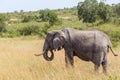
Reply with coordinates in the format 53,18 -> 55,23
35,28 -> 118,73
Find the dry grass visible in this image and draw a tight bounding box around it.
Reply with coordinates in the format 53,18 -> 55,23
0,38 -> 119,80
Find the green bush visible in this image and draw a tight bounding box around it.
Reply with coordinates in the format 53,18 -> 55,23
21,15 -> 38,23
1,21 -> 47,38
0,22 -> 5,32
108,31 -> 120,47
0,14 -> 6,34
39,10 -> 61,26
101,30 -> 120,47
1,26 -> 20,38
1,32 -> 20,38
18,25 -> 40,36
39,10 -> 50,22
22,16 -> 29,22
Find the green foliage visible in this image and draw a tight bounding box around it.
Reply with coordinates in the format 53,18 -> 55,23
0,22 -> 5,33
42,23 -> 51,34
112,3 -> 120,18
77,0 -> 98,23
48,11 -> 58,26
39,10 -> 60,26
108,73 -> 118,80
1,22 -> 45,37
106,30 -> 120,47
2,24 -> 20,37
18,25 -> 40,36
111,3 -> 120,25
21,16 -> 30,22
1,32 -> 20,38
0,14 -> 6,21
21,15 -> 38,23
39,10 -> 50,22
37,23 -> 51,38
77,0 -> 113,23
0,14 -> 6,33
98,2 -> 112,22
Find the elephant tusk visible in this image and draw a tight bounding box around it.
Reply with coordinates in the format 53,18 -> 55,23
34,51 -> 45,56
34,53 -> 43,56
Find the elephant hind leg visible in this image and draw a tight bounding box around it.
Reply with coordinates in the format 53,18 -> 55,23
101,56 -> 108,74
93,53 -> 102,73
101,50 -> 108,74
102,61 -> 107,74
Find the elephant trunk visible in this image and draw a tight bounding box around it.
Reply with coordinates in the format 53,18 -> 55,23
34,50 -> 54,61
43,40 -> 54,61
43,50 -> 54,61
35,40 -> 54,61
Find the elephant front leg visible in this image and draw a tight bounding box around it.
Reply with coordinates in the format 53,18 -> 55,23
94,64 -> 100,73
65,52 -> 74,67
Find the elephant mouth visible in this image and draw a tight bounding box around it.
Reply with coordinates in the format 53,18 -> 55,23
54,46 -> 64,51
43,50 -> 54,61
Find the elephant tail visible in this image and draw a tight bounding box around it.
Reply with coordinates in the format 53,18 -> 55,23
109,47 -> 118,56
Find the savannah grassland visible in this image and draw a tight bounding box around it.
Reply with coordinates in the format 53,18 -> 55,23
0,37 -> 120,80
0,6 -> 120,80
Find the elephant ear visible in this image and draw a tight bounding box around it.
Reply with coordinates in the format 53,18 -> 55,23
53,33 -> 66,51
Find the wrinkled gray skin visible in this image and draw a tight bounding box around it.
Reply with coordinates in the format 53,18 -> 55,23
35,28 -> 118,73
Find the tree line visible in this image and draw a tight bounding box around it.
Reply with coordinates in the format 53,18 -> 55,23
0,0 -> 119,39
77,0 -> 120,23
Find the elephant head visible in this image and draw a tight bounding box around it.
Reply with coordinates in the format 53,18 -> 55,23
35,30 -> 66,61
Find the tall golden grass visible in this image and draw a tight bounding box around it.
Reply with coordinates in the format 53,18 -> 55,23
0,38 -> 119,80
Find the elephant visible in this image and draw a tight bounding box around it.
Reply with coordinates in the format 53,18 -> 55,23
35,28 -> 118,73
